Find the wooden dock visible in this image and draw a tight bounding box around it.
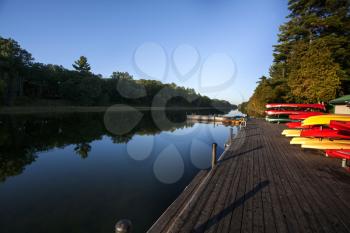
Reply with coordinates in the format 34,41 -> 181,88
148,119 -> 350,233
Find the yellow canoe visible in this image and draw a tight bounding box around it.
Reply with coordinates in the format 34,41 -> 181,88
281,129 -> 301,137
290,137 -> 316,145
302,142 -> 350,150
302,114 -> 350,126
294,138 -> 350,145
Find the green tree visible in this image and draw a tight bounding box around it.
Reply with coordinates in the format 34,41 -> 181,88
72,56 -> 91,74
288,40 -> 342,103
246,76 -> 276,116
0,79 -> 5,105
0,37 -> 33,105
60,78 -> 81,103
243,0 -> 350,116
274,0 -> 350,91
77,77 -> 102,105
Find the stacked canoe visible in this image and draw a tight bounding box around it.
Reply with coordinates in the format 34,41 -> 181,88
265,103 -> 326,123
281,113 -> 350,167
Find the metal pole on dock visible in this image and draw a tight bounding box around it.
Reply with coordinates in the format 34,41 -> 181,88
212,143 -> 217,168
115,219 -> 132,233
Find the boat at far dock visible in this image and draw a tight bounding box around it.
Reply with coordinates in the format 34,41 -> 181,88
186,114 -> 246,126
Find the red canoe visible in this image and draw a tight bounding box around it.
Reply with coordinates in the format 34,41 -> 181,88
329,120 -> 350,131
265,103 -> 326,110
286,122 -> 302,128
265,110 -> 324,116
300,128 -> 350,139
325,150 -> 350,160
289,112 -> 324,120
285,122 -> 313,129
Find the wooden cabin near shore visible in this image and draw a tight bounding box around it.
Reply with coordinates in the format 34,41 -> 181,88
329,95 -> 350,114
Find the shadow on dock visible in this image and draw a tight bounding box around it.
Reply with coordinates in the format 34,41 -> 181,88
220,145 -> 263,162
194,180 -> 269,232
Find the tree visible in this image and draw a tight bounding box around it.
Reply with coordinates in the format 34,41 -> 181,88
72,56 -> 91,74
273,0 -> 350,90
60,79 -> 80,103
0,79 -> 5,105
243,0 -> 350,116
77,77 -> 102,105
60,77 -> 102,105
245,76 -> 276,116
110,71 -> 133,80
288,40 -> 342,103
0,37 -> 33,105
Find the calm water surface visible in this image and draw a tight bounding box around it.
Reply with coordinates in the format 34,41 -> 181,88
0,109 -> 239,233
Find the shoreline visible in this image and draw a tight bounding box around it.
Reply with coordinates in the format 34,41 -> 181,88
0,106 -> 234,115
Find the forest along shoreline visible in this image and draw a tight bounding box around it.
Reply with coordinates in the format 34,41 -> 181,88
0,106 -> 234,114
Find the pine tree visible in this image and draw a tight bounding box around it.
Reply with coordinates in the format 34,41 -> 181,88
243,0 -> 350,116
273,0 -> 350,92
72,56 -> 91,74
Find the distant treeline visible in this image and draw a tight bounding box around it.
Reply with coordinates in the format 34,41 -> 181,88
240,0 -> 350,116
0,37 -> 234,109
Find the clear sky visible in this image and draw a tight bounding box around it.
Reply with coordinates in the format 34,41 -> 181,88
0,0 -> 289,104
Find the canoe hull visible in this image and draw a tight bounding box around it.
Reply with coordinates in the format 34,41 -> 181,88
265,110 -> 324,116
266,117 -> 297,123
329,120 -> 350,131
290,137 -> 317,145
300,128 -> 350,139
325,150 -> 350,160
282,129 -> 301,137
302,143 -> 350,150
289,112 -> 324,120
265,103 -> 326,110
302,114 -> 350,126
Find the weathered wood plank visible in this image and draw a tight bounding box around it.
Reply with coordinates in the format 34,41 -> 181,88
263,121 -> 350,233
228,135 -> 250,233
203,145 -> 241,233
272,136 -> 326,233
251,129 -> 265,233
241,131 -> 255,233
214,138 -> 247,233
256,127 -> 277,233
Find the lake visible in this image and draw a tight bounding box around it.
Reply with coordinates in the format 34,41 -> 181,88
0,109 -> 240,233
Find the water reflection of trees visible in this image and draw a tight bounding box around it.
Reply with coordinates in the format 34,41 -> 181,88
0,148 -> 36,182
0,109 -> 229,181
74,143 -> 91,159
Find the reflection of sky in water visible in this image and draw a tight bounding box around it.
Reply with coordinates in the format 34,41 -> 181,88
0,118 -> 238,233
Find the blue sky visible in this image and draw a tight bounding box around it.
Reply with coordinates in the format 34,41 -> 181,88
0,0 -> 289,104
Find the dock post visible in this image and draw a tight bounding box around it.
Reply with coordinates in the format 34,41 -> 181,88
115,219 -> 132,233
212,143 -> 217,168
229,128 -> 233,144
341,159 -> 348,168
